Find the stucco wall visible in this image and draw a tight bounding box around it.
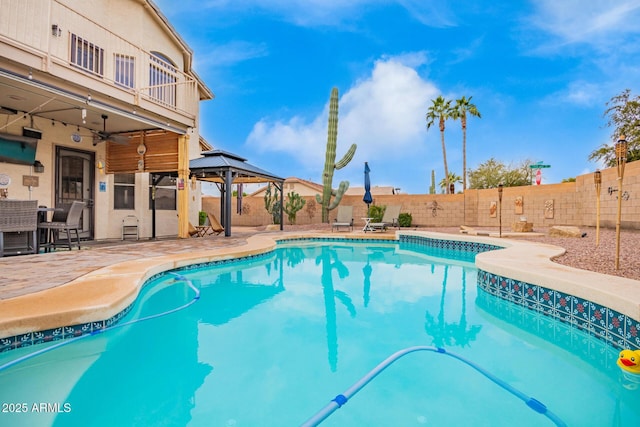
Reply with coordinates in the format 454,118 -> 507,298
203,160 -> 640,230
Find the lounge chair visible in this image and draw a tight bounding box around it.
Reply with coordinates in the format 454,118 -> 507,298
367,205 -> 401,232
188,222 -> 201,237
332,205 -> 353,232
205,212 -> 224,235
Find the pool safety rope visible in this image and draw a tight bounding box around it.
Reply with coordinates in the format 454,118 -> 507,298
0,273 -> 199,373
301,346 -> 567,427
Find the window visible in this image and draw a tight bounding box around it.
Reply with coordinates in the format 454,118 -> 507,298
115,54 -> 135,88
149,176 -> 176,210
70,34 -> 104,76
114,174 -> 135,210
148,52 -> 177,107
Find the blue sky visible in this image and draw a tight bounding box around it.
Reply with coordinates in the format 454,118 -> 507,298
155,0 -> 640,194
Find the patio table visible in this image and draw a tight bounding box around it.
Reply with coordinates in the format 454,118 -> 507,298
195,225 -> 214,237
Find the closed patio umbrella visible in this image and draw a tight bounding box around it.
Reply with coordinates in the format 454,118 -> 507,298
237,183 -> 243,215
363,162 -> 372,217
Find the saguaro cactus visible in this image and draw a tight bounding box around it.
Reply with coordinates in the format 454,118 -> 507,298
316,87 -> 357,223
430,170 -> 436,194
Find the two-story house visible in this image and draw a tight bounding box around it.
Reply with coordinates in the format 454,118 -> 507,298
0,0 -> 213,240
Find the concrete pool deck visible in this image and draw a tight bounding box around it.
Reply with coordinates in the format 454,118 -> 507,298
1,227 -> 639,344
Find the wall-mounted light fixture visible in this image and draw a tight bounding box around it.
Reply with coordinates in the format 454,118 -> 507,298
51,24 -> 61,37
33,160 -> 44,173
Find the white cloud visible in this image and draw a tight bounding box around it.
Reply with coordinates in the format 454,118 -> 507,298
529,0 -> 640,48
194,41 -> 269,68
396,0 -> 459,27
541,80 -> 604,107
245,54 -> 439,173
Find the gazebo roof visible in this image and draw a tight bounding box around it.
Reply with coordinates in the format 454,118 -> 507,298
190,150 -> 284,184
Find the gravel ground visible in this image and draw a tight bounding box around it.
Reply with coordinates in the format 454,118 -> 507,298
279,224 -> 640,281
517,226 -> 640,281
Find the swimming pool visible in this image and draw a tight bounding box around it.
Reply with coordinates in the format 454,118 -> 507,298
0,239 -> 638,426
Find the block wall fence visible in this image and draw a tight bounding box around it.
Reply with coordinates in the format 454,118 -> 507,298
202,160 -> 640,230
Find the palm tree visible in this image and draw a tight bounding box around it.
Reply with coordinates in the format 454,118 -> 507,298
439,172 -> 462,193
450,96 -> 481,191
426,96 -> 453,193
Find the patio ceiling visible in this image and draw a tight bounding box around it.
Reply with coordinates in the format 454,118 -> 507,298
0,67 -> 186,136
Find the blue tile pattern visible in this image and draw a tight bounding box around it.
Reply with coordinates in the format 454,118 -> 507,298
398,234 -> 502,253
476,289 -> 621,373
0,304 -> 133,353
478,268 -> 639,351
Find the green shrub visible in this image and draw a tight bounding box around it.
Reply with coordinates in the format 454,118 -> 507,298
398,212 -> 412,227
368,205 -> 385,222
198,211 -> 207,226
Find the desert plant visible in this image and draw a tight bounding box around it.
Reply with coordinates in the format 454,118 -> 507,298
264,183 -> 281,224
198,211 -> 207,226
430,170 -> 436,194
283,191 -> 306,224
316,87 -> 357,222
368,205 -> 385,222
398,212 -> 412,227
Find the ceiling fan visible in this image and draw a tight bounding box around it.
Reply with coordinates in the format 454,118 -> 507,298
92,114 -> 130,146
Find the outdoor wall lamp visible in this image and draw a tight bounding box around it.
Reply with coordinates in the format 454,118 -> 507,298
614,135 -> 628,270
33,160 -> 44,173
594,170 -> 601,246
498,184 -> 503,238
51,24 -> 61,37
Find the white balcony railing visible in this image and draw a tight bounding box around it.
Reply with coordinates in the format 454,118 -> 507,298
0,0 -> 198,119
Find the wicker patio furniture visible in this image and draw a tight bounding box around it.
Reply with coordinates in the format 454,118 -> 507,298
0,199 -> 39,256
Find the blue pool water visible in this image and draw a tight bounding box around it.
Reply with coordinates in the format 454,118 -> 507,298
0,240 -> 639,426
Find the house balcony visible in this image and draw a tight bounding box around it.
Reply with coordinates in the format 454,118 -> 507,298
0,0 -> 201,131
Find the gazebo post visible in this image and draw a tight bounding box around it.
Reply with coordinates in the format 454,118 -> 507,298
224,169 -> 233,237
277,181 -> 284,230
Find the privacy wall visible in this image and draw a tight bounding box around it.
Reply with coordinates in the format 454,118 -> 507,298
202,160 -> 640,230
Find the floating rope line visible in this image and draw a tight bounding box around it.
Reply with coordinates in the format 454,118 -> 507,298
301,346 -> 567,427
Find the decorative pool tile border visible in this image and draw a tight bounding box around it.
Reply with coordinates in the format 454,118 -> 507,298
277,236 -> 394,245
475,289 -> 621,374
0,304 -> 133,353
398,234 -> 502,254
478,269 -> 640,351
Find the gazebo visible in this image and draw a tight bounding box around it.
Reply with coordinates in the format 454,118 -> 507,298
189,150 -> 285,236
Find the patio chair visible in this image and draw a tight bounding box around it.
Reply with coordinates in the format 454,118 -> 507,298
206,212 -> 224,236
122,215 -> 139,240
39,201 -> 85,251
188,222 -> 202,237
332,205 -> 353,232
368,205 -> 401,232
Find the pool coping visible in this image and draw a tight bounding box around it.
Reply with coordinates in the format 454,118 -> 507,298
1,230 -> 639,351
